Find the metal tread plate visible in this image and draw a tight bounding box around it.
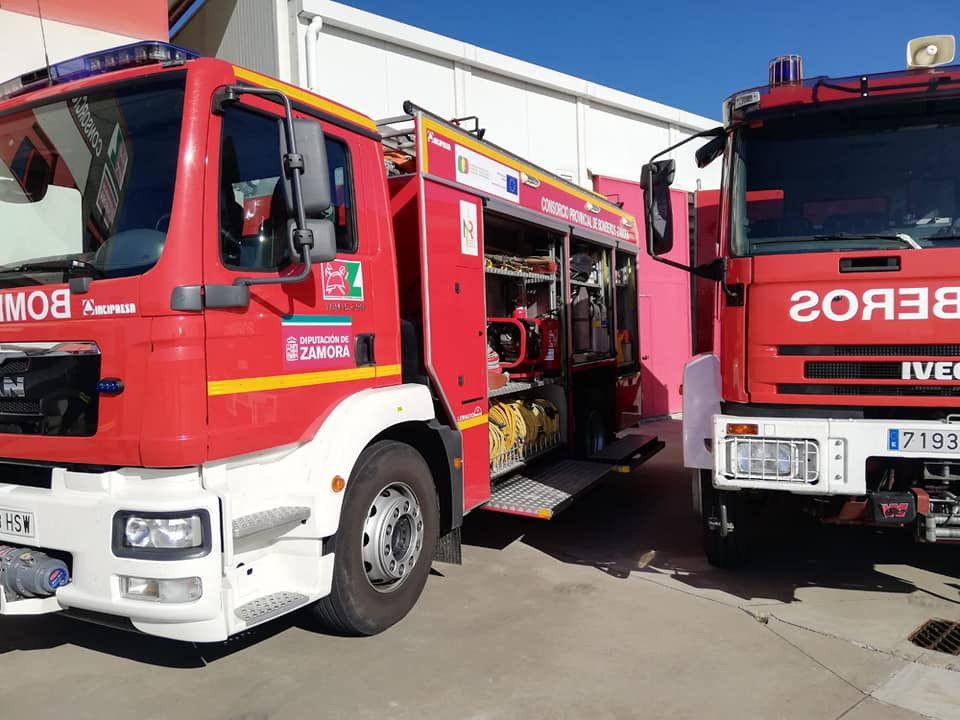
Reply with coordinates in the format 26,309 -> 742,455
233,506 -> 311,539
235,591 -> 309,625
483,459 -> 612,519
587,434 -> 662,463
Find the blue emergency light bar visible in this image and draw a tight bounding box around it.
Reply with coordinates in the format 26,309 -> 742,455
0,41 -> 199,102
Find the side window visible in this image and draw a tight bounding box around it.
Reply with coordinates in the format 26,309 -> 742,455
324,138 -> 357,253
219,106 -> 358,270
219,106 -> 286,270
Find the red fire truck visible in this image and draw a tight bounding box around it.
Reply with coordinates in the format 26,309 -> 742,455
641,35 -> 960,565
0,42 -> 661,640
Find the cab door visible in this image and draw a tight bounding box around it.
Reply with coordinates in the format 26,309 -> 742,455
202,96 -> 390,459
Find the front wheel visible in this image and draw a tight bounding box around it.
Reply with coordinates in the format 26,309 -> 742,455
701,470 -> 752,568
311,440 -> 438,635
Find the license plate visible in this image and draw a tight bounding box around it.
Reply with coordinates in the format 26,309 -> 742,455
888,428 -> 960,453
0,507 -> 34,538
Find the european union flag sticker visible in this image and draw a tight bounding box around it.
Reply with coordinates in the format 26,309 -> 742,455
888,429 -> 899,451
506,175 -> 518,196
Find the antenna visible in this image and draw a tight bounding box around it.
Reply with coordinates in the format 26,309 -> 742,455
35,0 -> 53,85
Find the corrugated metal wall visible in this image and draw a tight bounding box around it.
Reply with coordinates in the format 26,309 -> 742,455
176,0 -> 279,78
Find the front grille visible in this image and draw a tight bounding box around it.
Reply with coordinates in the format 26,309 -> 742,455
779,384 -> 960,397
0,399 -> 41,415
0,359 -> 28,375
805,362 -> 905,379
781,344 -> 960,357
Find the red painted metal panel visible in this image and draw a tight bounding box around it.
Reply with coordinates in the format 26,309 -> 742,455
200,65 -> 401,460
419,179 -> 489,510
746,249 -> 960,406
694,189 -> 720,356
419,117 -> 637,246
0,63 -> 205,468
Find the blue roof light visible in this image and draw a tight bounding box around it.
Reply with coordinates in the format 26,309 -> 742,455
769,54 -> 803,86
0,41 -> 199,102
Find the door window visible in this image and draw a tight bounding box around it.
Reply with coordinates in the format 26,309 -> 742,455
219,107 -> 357,271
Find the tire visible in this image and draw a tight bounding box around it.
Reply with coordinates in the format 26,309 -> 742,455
579,407 -> 608,457
312,440 -> 438,635
701,470 -> 751,568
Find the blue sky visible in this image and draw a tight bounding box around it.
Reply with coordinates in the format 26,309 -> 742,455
339,0 -> 957,118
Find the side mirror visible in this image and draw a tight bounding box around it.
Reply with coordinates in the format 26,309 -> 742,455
695,134 -> 725,169
284,218 -> 337,265
640,159 -> 676,256
306,219 -> 336,263
280,119 -> 332,218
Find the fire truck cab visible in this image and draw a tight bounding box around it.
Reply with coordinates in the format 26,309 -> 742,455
642,35 -> 960,565
0,43 -> 660,640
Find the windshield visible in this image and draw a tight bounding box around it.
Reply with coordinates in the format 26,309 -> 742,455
730,97 -> 960,256
0,75 -> 184,288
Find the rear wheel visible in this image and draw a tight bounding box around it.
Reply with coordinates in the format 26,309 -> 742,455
312,441 -> 438,635
701,470 -> 752,568
579,407 -> 608,456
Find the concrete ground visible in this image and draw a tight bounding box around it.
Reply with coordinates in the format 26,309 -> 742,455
2,419 -> 959,719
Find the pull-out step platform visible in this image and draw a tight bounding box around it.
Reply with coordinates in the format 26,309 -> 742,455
482,459 -> 616,519
587,433 -> 665,467
482,434 -> 664,520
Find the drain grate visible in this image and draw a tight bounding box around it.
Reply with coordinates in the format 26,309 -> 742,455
909,618 -> 960,655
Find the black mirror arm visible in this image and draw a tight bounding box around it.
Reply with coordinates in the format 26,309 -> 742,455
646,125 -> 724,167
214,84 -> 317,288
643,126 -> 725,268
649,246 -> 734,298
649,253 -> 695,274
689,256 -> 739,299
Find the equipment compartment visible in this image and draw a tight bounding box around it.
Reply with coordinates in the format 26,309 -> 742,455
482,212 -> 567,480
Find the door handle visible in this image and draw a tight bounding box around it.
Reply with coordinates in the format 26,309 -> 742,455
355,334 -> 376,366
839,256 -> 900,273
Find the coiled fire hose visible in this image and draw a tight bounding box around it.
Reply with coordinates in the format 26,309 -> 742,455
488,398 -> 560,459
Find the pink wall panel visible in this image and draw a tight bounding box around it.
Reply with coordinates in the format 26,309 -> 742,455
593,176 -> 691,417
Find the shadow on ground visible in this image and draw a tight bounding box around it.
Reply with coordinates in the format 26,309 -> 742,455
3,419 -> 956,667
0,607 -> 330,667
462,419 -> 960,606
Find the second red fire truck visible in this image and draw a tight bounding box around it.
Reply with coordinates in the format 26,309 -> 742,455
642,35 -> 960,565
0,43 -> 660,640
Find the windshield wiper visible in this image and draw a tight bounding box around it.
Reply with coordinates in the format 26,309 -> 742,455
0,258 -> 102,277
811,232 -> 921,249
752,232 -> 920,248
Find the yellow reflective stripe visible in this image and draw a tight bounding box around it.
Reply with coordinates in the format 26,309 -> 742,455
232,67 -> 378,133
208,364 -> 402,397
420,116 -> 636,224
457,413 -> 488,431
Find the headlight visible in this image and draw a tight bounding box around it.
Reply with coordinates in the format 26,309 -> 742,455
112,510 -> 211,558
736,441 -> 792,476
124,515 -> 201,549
726,438 -> 819,482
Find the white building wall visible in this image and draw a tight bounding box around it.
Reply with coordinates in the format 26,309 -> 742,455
175,0 -> 721,192
0,10 -> 140,83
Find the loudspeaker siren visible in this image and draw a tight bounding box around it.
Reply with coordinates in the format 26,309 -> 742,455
906,34 -> 956,69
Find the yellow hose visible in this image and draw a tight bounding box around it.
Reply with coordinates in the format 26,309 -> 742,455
489,397 -> 561,458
